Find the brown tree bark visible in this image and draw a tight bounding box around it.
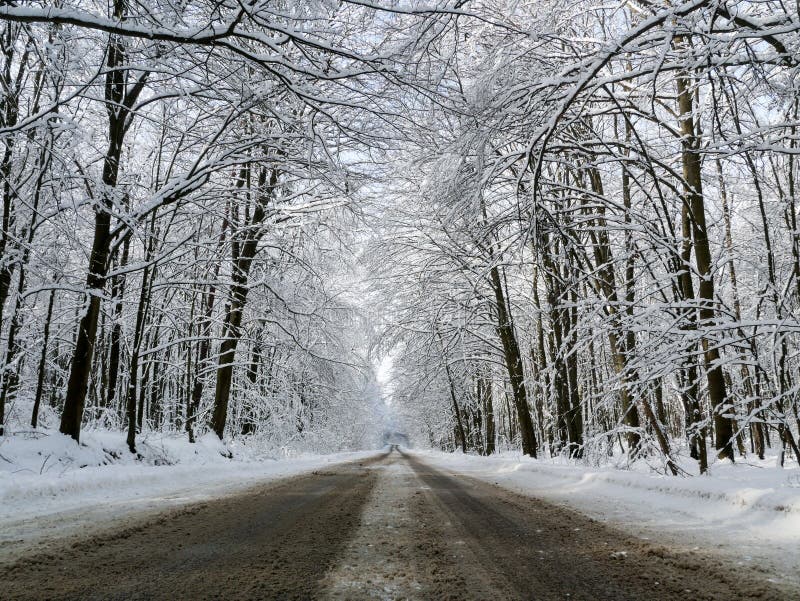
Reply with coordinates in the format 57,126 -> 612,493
0,25 -> 30,433
0,23 -> 27,337
60,2 -> 148,441
442,355 -> 466,453
124,215 -> 157,453
480,375 -> 496,455
675,62 -> 735,462
106,233 -> 130,411
31,288 -> 56,428
490,262 -> 538,457
530,263 -> 550,447
210,167 -> 277,439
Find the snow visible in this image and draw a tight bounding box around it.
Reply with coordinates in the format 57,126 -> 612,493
414,449 -> 800,589
0,428 -> 382,562
4,427 -> 799,590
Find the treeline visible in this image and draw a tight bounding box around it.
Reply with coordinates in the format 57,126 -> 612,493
378,0 -> 800,473
0,1 -> 449,452
4,1 -> 800,471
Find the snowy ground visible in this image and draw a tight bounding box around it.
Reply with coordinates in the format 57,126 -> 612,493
4,426 -> 799,593
0,428 -> 382,562
415,449 -> 800,590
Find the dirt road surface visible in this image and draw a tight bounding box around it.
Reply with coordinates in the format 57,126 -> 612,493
2,448 -> 795,600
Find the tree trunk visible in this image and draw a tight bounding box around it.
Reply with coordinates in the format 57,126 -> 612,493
60,6 -> 148,441
123,215 -> 157,453
490,263 -> 537,457
677,201 -> 708,472
0,23 -> 26,343
210,167 -> 277,439
480,375 -> 496,455
31,288 -> 56,428
106,234 -> 130,410
676,63 -> 734,462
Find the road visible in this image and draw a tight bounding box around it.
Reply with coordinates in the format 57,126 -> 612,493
2,448 -> 792,600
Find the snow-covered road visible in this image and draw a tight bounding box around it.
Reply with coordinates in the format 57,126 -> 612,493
3,447 -> 797,600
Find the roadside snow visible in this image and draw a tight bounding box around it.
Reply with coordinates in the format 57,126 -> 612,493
414,449 -> 800,589
0,428 -> 382,562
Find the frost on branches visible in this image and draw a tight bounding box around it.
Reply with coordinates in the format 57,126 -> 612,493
1,1 -> 800,476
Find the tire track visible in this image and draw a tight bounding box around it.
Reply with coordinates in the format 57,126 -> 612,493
2,456 -> 383,600
406,452 -> 792,600
4,448 -> 795,600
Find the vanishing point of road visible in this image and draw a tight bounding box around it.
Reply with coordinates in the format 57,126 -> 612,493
2,448 -> 791,600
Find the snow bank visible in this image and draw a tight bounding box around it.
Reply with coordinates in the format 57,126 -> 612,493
419,450 -> 800,513
0,428 -> 382,561
1,434 -> 377,518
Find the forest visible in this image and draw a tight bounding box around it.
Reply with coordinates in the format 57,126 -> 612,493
1,0 -> 800,476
